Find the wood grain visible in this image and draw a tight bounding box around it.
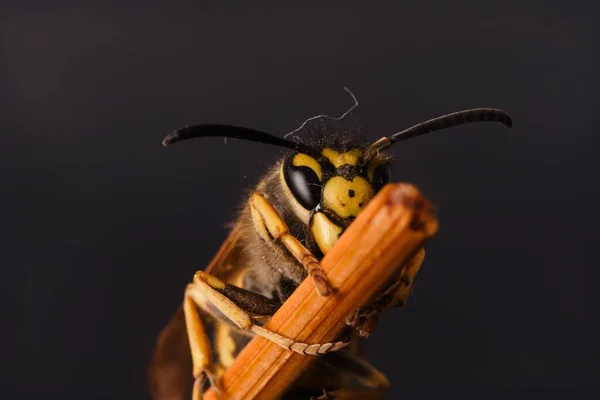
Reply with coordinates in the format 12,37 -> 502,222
203,183 -> 438,400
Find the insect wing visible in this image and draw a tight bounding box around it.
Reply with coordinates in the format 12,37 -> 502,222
148,222 -> 245,400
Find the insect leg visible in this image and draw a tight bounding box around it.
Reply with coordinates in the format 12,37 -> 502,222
182,287 -> 220,400
347,247 -> 425,337
188,270 -> 349,355
249,192 -> 332,296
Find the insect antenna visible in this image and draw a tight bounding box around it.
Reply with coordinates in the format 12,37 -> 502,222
361,108 -> 513,163
162,124 -> 320,156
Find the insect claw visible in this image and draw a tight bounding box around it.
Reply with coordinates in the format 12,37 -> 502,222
311,389 -> 334,400
311,272 -> 332,296
205,370 -> 223,398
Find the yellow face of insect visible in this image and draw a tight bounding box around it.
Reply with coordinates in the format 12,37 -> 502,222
282,148 -> 391,255
322,176 -> 373,219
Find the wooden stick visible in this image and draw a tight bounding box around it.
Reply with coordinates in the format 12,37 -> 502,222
203,183 -> 438,400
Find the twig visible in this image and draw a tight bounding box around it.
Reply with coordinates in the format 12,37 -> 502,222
202,183 -> 438,400
204,183 -> 438,399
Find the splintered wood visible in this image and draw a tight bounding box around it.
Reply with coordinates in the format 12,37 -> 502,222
203,183 -> 438,400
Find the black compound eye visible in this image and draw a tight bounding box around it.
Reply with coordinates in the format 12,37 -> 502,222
283,160 -> 322,210
371,164 -> 391,193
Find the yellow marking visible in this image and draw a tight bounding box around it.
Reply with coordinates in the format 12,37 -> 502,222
322,148 -> 361,168
292,153 -> 323,181
215,323 -> 237,369
322,176 -> 374,218
366,158 -> 387,181
215,364 -> 226,377
311,212 -> 343,255
279,164 -> 310,224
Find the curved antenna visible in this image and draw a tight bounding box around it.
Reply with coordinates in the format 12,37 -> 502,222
390,108 -> 513,142
162,124 -> 319,156
361,108 -> 513,163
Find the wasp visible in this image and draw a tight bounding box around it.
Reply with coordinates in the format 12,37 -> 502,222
148,105 -> 512,400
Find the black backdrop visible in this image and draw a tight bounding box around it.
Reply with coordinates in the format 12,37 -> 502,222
2,3 -> 599,399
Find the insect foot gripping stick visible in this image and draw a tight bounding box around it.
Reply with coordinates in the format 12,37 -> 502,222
203,183 -> 439,400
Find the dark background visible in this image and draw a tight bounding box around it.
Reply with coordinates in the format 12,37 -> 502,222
2,3 -> 598,399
